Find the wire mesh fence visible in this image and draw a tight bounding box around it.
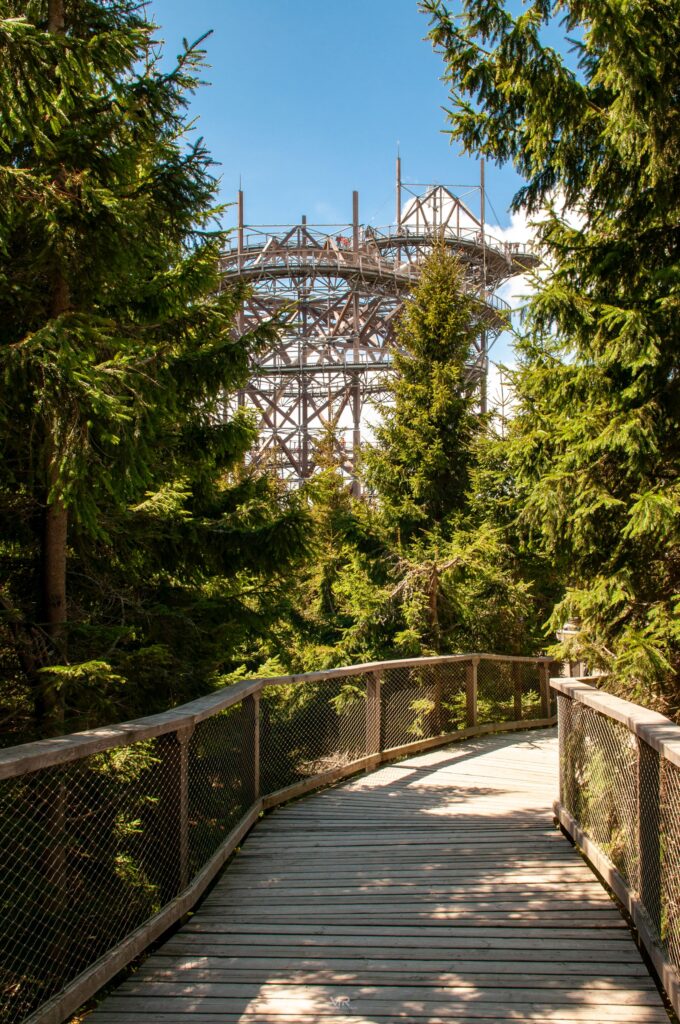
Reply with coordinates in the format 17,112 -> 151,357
0,695 -> 258,1024
381,661 -> 468,749
477,658 -> 545,724
188,704 -> 256,877
259,675 -> 368,796
661,756 -> 680,970
556,681 -> 680,1012
0,738 -> 172,1024
557,695 -> 639,889
1,654 -> 553,1024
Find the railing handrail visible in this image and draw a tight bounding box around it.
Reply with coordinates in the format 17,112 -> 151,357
551,677 -> 680,767
220,224 -> 537,261
552,676 -> 680,1016
0,653 -> 552,780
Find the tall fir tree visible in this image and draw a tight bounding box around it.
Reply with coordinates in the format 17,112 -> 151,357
364,243 -> 484,544
267,247 -> 548,666
361,243 -> 539,657
0,0 -> 308,738
422,0 -> 680,711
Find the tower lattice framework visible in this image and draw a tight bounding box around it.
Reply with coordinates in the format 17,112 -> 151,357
219,164 -> 538,487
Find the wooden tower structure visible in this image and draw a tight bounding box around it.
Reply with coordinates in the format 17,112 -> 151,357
219,162 -> 537,487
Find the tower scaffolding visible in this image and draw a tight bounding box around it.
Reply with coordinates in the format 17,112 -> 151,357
219,162 -> 538,487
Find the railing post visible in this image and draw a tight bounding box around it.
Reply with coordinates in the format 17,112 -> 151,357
637,738 -> 661,935
465,657 -> 479,728
539,660 -> 552,718
366,670 -> 382,755
512,661 -> 523,720
556,692 -> 566,807
157,724 -> 193,901
242,693 -> 260,805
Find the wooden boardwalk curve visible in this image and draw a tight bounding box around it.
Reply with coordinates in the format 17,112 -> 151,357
90,729 -> 670,1023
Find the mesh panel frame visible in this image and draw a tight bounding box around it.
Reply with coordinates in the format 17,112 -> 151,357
188,705 -> 255,878
0,698 -> 256,1024
662,757 -> 680,968
0,739 -> 173,1024
259,676 -> 368,796
558,696 -> 639,890
557,687 -> 680,989
380,662 -> 468,750
477,659 -> 544,724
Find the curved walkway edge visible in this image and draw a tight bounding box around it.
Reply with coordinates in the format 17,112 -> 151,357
88,729 -> 670,1023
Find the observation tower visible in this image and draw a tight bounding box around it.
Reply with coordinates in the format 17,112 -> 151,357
219,161 -> 538,488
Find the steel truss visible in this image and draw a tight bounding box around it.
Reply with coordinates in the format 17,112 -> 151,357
219,162 -> 538,487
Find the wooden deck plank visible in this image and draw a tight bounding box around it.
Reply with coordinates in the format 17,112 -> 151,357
88,729 -> 671,1024
134,960 -> 654,979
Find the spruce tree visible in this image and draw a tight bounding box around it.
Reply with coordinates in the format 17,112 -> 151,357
362,243 -> 533,657
422,0 -> 680,710
265,429 -> 391,670
364,243 -> 484,543
0,0 -> 308,737
274,250 -> 543,665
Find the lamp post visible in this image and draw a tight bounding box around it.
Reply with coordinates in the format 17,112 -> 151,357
555,619 -> 584,678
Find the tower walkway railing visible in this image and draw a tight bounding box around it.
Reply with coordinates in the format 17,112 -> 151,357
0,653 -> 554,1024
553,678 -> 680,1015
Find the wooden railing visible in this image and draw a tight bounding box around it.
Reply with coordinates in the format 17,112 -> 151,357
553,679 -> 680,1016
1,653 -> 556,1024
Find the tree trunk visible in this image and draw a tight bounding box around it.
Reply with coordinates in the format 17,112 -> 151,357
41,256 -> 70,735
36,269 -> 70,735
428,565 -> 440,654
44,460 -> 68,647
44,0 -> 69,716
48,0 -> 65,34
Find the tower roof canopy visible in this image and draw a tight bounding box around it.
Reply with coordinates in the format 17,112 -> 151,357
401,185 -> 481,234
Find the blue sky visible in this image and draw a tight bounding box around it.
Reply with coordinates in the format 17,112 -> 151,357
147,1 -> 568,370
148,1 -> 527,232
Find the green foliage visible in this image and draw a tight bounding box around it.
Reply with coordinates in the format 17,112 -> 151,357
423,0 -> 680,713
0,1 -> 309,738
364,243 -> 484,542
263,429 -> 394,671
272,247 -> 551,673
360,243 -> 548,659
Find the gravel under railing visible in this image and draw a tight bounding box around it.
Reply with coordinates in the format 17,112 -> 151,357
1,653 -> 556,1024
553,678 -> 680,1017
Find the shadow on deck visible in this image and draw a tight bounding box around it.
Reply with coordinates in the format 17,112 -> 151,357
88,729 -> 671,1024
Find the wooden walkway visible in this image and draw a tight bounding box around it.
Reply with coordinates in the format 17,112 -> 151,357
90,729 -> 670,1023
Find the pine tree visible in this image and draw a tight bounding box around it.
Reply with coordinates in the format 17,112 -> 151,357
422,0 -> 680,710
264,428 -> 391,670
362,242 -> 537,657
0,1 -> 308,737
364,243 -> 484,543
273,248 -> 545,666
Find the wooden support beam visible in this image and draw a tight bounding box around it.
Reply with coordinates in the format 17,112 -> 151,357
366,671 -> 382,755
465,657 -> 479,728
